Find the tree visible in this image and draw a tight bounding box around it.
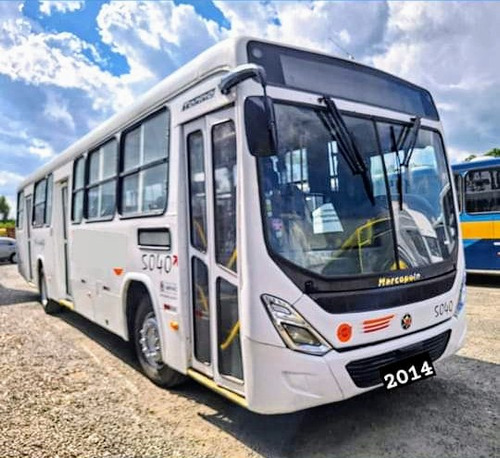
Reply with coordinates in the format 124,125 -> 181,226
0,196 -> 10,222
464,154 -> 477,162
485,148 -> 500,158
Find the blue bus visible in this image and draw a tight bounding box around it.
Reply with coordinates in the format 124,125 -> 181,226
452,158 -> 500,274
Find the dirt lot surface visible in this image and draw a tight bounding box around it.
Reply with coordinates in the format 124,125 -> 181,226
0,263 -> 498,458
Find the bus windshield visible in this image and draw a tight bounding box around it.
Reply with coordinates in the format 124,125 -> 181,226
250,100 -> 457,278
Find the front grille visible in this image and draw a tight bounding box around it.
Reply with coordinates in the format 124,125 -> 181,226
346,330 -> 451,388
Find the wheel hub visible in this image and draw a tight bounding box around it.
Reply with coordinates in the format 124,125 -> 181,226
139,313 -> 163,369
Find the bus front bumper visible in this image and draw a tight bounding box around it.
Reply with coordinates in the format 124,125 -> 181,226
244,314 -> 467,414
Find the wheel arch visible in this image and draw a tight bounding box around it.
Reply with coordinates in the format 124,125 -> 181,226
121,273 -> 161,344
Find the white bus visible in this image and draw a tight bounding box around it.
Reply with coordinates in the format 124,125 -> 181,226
16,37 -> 466,414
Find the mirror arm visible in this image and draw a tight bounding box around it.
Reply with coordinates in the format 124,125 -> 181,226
219,63 -> 278,155
261,82 -> 279,155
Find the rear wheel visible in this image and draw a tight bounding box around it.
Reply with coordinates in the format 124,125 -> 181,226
133,294 -> 185,387
38,269 -> 61,315
9,253 -> 16,264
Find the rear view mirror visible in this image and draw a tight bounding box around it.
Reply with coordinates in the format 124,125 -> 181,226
219,64 -> 266,95
244,96 -> 279,157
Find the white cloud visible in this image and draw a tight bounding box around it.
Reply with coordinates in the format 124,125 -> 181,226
371,2 -> 500,155
0,171 -> 24,188
43,91 -> 75,132
0,14 -> 134,113
28,138 -> 55,159
39,1 -> 84,16
96,1 -> 223,92
215,1 -> 388,58
447,147 -> 474,164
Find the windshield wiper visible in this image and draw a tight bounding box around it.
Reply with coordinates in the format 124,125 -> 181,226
390,117 -> 421,210
401,116 -> 421,167
390,126 -> 404,211
319,96 -> 375,205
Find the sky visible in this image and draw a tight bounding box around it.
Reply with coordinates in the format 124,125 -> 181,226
1,0 -> 500,217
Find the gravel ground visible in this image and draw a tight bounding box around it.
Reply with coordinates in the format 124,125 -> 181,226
0,263 -> 498,458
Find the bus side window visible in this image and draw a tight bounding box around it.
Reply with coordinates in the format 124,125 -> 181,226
72,156 -> 85,223
86,139 -> 117,220
465,168 -> 500,214
16,191 -> 24,229
120,109 -> 170,216
212,121 -> 237,272
33,174 -> 52,227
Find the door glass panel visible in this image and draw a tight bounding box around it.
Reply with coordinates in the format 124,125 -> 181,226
188,131 -> 207,252
217,278 -> 242,380
192,257 -> 211,364
212,121 -> 237,272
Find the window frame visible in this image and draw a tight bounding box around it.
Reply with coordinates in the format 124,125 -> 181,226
32,174 -> 53,228
16,191 -> 24,229
118,107 -> 170,219
85,136 -> 119,223
72,155 -> 86,224
463,167 -> 500,215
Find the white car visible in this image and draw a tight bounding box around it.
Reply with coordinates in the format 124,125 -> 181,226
0,237 -> 17,263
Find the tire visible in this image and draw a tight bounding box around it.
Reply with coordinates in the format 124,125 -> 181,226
9,253 -> 16,264
133,293 -> 186,388
38,269 -> 62,315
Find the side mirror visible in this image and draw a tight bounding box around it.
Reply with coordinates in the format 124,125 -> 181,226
219,64 -> 266,95
244,96 -> 279,157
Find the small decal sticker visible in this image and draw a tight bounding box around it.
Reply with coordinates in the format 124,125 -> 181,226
182,88 -> 215,111
160,281 -> 178,300
363,314 -> 394,333
401,314 -> 412,330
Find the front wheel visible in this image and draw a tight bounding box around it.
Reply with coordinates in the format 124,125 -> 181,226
38,269 -> 61,315
133,294 -> 185,387
9,253 -> 17,264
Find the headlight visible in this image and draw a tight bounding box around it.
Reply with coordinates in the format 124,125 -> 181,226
454,272 -> 467,317
261,294 -> 332,356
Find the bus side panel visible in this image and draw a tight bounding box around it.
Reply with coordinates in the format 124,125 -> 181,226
461,214 -> 500,271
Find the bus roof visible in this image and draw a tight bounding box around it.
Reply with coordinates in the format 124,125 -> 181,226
452,157 -> 500,172
18,35 -> 437,191
18,36 -> 246,190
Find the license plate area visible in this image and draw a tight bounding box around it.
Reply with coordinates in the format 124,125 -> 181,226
380,352 -> 435,390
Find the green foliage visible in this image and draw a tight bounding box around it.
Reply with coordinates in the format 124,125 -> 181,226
484,148 -> 500,158
463,148 -> 500,162
0,220 -> 15,228
0,195 -> 10,221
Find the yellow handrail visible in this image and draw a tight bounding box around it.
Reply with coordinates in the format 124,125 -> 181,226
220,321 -> 240,351
195,284 -> 209,312
226,248 -> 237,270
193,219 -> 207,250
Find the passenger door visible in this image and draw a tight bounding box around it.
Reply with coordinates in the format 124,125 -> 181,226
184,108 -> 243,393
25,195 -> 33,281
54,180 -> 71,299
